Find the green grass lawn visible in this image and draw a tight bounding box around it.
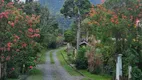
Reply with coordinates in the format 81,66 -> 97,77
57,50 -> 81,76
80,70 -> 111,80
8,79 -> 19,80
57,49 -> 112,80
26,75 -> 43,80
26,68 -> 43,80
37,49 -> 47,64
50,51 -> 55,64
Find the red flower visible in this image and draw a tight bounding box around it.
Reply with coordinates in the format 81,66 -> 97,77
7,2 -> 14,5
19,30 -> 23,33
6,56 -> 10,61
136,18 -> 140,27
8,21 -> 14,27
33,34 -> 40,37
28,28 -> 34,33
11,68 -> 15,71
22,43 -> 27,48
29,66 -> 33,69
0,11 -> 9,19
14,34 -> 20,40
2,0 -> 4,3
7,42 -> 12,48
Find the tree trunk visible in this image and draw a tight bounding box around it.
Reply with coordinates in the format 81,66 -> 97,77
76,21 -> 81,51
26,0 -> 29,3
76,9 -> 81,51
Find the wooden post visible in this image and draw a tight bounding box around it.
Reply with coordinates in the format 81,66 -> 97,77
116,54 -> 122,80
128,66 -> 132,80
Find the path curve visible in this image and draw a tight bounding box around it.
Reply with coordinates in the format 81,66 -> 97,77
37,49 -> 83,80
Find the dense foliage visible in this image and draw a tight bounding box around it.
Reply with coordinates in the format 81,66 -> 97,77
0,0 -> 41,79
85,0 -> 142,79
62,0 -> 142,79
0,0 -> 61,79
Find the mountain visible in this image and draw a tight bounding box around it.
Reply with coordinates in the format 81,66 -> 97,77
39,0 -> 101,29
39,0 -> 101,14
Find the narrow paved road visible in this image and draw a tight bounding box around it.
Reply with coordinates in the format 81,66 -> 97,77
37,49 -> 83,80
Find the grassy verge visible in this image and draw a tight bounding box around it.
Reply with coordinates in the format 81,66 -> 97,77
58,49 -> 111,80
8,79 -> 19,80
26,48 -> 47,80
80,70 -> 111,80
26,68 -> 43,80
37,48 -> 47,64
50,51 -> 55,64
57,50 -> 80,76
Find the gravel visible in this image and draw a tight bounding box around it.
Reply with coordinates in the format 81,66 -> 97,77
37,50 -> 83,80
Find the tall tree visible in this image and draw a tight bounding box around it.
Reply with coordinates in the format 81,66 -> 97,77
26,0 -> 33,3
61,0 -> 91,50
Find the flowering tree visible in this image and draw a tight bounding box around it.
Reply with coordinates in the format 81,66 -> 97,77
86,0 -> 142,79
0,0 -> 41,79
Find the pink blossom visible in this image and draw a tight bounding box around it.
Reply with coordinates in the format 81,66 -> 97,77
8,21 -> 15,27
6,56 -> 10,61
7,42 -> 12,48
16,49 -> 20,52
136,18 -> 140,27
29,66 -> 33,69
22,43 -> 27,48
14,34 -> 20,40
11,68 -> 15,71
33,34 -> 40,37
0,11 -> 9,19
7,47 -> 10,51
101,0 -> 105,3
2,0 -> 4,3
28,28 -> 34,32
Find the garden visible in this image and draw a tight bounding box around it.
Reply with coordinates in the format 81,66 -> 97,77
0,0 -> 142,80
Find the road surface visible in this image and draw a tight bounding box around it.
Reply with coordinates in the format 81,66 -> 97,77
37,49 -> 83,80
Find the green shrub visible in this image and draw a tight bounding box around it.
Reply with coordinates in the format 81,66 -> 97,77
29,68 -> 42,75
75,47 -> 88,69
132,66 -> 142,80
7,61 -> 20,79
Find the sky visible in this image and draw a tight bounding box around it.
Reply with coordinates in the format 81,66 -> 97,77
18,0 -> 101,14
39,0 -> 101,14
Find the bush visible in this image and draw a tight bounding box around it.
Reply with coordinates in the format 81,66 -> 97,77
7,61 -> 20,78
28,68 -> 42,75
7,69 -> 20,79
75,47 -> 88,69
132,66 -> 142,80
48,41 -> 57,49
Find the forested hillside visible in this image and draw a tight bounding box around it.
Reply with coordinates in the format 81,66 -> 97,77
39,0 -> 101,14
